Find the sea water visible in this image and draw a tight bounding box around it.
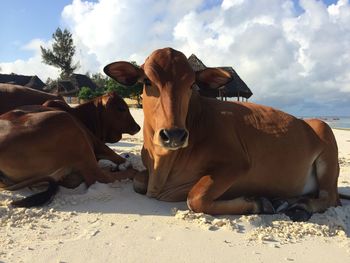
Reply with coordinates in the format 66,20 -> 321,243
301,117 -> 350,129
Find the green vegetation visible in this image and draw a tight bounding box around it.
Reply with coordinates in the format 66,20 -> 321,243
41,27 -> 78,79
105,78 -> 142,99
80,62 -> 143,105
78,86 -> 106,101
78,87 -> 95,101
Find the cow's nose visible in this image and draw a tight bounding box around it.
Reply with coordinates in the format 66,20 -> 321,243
159,128 -> 188,149
130,123 -> 141,135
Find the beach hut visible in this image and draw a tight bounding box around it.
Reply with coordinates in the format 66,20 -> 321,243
0,73 -> 46,91
49,74 -> 98,103
187,54 -> 252,101
50,80 -> 78,96
70,74 -> 98,92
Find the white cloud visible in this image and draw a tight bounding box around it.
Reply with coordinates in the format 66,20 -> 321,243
0,39 -> 59,80
1,0 -> 350,115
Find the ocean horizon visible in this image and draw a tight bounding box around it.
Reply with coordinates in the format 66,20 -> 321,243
299,116 -> 350,129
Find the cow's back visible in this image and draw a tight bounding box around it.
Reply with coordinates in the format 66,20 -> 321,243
0,84 -> 62,115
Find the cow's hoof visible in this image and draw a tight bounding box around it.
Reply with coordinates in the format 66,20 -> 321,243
133,181 -> 147,195
258,197 -> 275,214
285,204 -> 312,222
271,199 -> 290,213
118,160 -> 131,171
98,159 -> 117,171
133,176 -> 147,195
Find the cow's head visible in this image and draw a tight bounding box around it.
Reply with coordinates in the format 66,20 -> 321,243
104,48 -> 231,150
100,92 -> 140,142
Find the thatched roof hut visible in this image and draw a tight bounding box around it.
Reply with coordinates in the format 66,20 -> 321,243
50,74 -> 98,96
188,54 -> 207,71
0,73 -> 46,91
50,80 -> 78,96
70,74 -> 98,91
187,54 -> 252,101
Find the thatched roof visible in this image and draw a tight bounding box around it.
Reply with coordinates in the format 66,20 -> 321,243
188,54 -> 206,71
49,74 -> 98,96
187,55 -> 253,99
50,80 -> 79,96
70,74 -> 98,91
0,73 -> 46,91
218,67 -> 252,99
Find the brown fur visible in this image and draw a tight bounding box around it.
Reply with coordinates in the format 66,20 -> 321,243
0,84 -> 63,115
43,92 -> 140,143
104,48 -> 341,217
0,92 -> 140,204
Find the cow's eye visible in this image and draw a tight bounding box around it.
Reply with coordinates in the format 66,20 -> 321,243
144,79 -> 151,86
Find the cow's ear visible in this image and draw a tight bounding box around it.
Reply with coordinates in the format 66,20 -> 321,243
195,68 -> 232,89
104,61 -> 144,86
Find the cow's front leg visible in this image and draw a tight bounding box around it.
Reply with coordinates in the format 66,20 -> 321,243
95,144 -> 125,164
88,129 -> 126,165
187,175 -> 273,215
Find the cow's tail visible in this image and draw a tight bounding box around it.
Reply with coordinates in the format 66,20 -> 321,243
2,176 -> 59,208
11,180 -> 58,208
339,193 -> 350,200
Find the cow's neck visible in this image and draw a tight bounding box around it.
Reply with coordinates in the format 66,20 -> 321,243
74,100 -> 105,141
144,91 -> 205,198
186,91 -> 205,133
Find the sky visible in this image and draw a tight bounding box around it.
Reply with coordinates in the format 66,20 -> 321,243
0,0 -> 349,116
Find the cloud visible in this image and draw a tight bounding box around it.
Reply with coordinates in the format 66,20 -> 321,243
0,39 -> 59,80
1,0 -> 350,115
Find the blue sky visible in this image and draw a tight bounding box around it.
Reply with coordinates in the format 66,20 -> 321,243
0,0 -> 72,61
0,0 -> 337,62
0,0 -> 348,116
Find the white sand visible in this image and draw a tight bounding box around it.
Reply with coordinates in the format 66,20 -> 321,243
1,109 -> 350,263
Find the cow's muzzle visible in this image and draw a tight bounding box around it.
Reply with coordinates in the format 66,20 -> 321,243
129,123 -> 141,135
158,128 -> 189,150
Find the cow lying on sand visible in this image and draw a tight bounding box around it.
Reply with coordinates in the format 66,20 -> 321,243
1,85 -> 140,164
0,83 -> 64,115
104,47 -> 348,221
43,93 -> 141,166
43,92 -> 140,144
0,95 -> 140,207
0,84 -> 140,144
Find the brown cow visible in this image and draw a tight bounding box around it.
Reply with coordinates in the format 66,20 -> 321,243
0,106 -> 137,207
0,83 -> 63,115
43,92 -> 140,144
1,86 -> 140,165
104,47 -> 347,221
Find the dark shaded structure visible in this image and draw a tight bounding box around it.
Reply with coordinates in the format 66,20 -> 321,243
50,80 -> 78,96
50,74 -> 98,96
0,73 -> 46,91
188,54 -> 207,72
187,54 -> 252,101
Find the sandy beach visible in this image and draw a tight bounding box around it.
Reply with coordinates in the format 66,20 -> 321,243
1,108 -> 350,263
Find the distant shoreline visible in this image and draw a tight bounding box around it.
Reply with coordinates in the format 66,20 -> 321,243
333,128 -> 350,131
298,116 -> 350,130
